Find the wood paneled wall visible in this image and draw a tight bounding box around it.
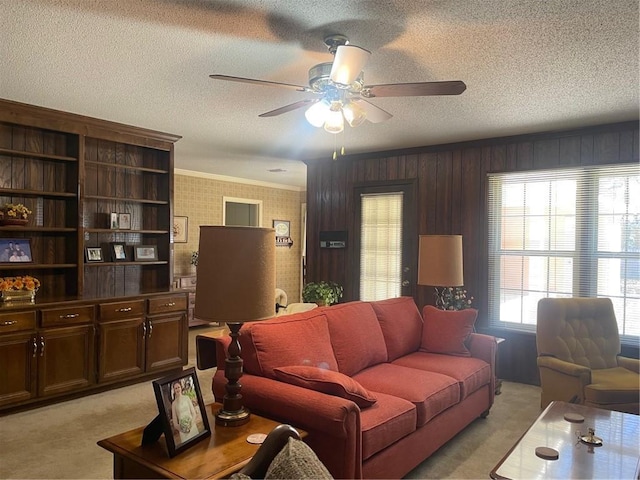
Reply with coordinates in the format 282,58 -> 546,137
305,121 -> 639,384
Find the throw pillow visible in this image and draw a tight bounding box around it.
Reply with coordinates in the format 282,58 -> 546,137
273,366 -> 377,408
421,305 -> 478,357
265,437 -> 333,479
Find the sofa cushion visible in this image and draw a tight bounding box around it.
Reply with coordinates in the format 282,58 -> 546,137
359,392 -> 417,461
393,351 -> 491,399
323,301 -> 388,376
421,305 -> 478,357
250,311 -> 339,378
273,366 -> 377,408
370,297 -> 423,361
353,363 -> 460,426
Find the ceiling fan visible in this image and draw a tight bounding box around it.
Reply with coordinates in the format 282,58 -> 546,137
209,34 -> 466,135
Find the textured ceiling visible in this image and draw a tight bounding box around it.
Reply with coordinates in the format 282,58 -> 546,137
2,0 -> 638,189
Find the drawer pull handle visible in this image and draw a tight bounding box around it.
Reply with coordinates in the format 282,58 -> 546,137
40,336 -> 45,357
117,307 -> 132,313
60,313 -> 80,319
1,320 -> 18,326
148,322 -> 153,338
164,302 -> 176,307
32,337 -> 38,357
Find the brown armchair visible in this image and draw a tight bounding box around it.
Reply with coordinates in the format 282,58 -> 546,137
536,297 -> 639,414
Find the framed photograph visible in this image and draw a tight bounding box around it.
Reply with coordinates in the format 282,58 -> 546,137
109,212 -> 119,230
273,219 -> 293,247
118,213 -> 131,230
85,246 -> 104,263
173,216 -> 188,243
134,245 -> 158,261
110,242 -> 128,262
152,367 -> 210,458
0,238 -> 33,263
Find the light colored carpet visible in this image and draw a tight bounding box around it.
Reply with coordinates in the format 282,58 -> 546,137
0,327 -> 542,479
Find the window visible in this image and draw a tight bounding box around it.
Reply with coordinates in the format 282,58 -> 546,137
360,193 -> 403,301
488,164 -> 640,342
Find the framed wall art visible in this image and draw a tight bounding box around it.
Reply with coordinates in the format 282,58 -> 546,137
173,216 -> 188,243
0,238 -> 33,263
152,367 -> 210,457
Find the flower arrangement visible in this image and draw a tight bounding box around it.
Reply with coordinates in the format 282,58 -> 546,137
0,203 -> 32,221
0,275 -> 41,292
440,287 -> 474,311
178,416 -> 193,433
190,251 -> 198,267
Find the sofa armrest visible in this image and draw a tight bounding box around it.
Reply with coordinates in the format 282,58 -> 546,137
617,355 -> 640,373
214,370 -> 362,479
467,333 -> 497,366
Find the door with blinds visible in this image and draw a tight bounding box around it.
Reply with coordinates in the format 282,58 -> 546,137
353,183 -> 417,301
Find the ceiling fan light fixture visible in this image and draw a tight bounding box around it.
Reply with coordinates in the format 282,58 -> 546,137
323,103 -> 344,134
330,45 -> 371,87
304,99 -> 330,128
342,100 -> 367,127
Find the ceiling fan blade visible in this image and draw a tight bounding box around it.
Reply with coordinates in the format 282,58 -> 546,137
363,81 -> 467,98
259,99 -> 318,118
209,74 -> 310,92
353,99 -> 393,123
330,45 -> 371,86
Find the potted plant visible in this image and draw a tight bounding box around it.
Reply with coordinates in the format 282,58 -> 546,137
302,281 -> 343,306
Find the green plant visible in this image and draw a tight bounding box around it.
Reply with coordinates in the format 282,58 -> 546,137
302,281 -> 343,306
440,286 -> 474,311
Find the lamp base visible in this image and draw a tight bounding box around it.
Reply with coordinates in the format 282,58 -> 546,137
215,406 -> 250,427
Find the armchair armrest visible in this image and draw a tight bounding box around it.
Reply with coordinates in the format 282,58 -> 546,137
537,355 -> 592,384
617,355 -> 640,373
467,333 -> 497,366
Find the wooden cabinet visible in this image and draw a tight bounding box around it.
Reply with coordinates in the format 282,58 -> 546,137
0,100 -> 187,411
0,307 -> 95,407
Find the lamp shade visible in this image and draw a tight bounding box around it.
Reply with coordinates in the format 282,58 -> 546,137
195,226 -> 275,323
417,235 -> 464,287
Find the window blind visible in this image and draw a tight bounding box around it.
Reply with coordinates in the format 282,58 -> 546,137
360,193 -> 403,301
487,164 -> 640,342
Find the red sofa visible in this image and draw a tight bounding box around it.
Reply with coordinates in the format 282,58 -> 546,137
210,297 -> 496,479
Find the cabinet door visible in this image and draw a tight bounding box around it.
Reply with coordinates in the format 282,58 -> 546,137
0,332 -> 37,407
98,318 -> 145,383
145,313 -> 187,372
37,325 -> 95,398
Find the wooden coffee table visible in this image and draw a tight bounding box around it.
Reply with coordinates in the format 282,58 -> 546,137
98,403 -> 305,479
490,401 -> 640,479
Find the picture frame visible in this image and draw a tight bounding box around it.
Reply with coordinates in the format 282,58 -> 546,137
152,367 -> 210,458
85,246 -> 104,263
110,242 -> 128,262
109,212 -> 119,230
118,213 -> 131,230
134,245 -> 158,261
173,216 -> 188,243
0,238 -> 33,263
273,219 -> 293,247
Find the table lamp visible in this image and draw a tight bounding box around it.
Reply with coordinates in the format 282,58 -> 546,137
194,226 -> 275,426
417,235 -> 464,309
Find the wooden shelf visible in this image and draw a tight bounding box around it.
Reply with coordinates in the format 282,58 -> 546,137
0,147 -> 77,163
84,261 -> 168,267
84,195 -> 168,205
0,188 -> 76,199
0,263 -> 77,270
85,228 -> 168,235
85,160 -> 167,174
0,226 -> 76,233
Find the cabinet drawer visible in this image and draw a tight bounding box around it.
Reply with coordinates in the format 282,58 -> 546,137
41,305 -> 94,327
0,311 -> 36,333
148,295 -> 187,315
99,300 -> 145,321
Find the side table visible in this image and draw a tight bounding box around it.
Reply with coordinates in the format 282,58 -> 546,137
98,402 -> 306,479
495,337 -> 505,395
